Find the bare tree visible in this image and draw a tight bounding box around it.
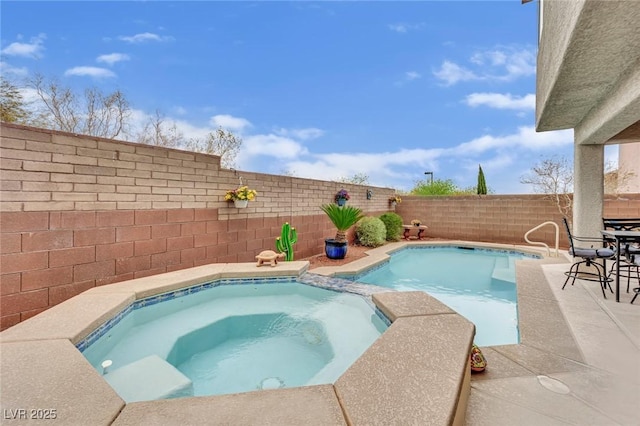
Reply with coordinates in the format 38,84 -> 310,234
136,110 -> 184,148
186,127 -> 242,168
337,173 -> 370,185
604,160 -> 635,195
30,74 -> 130,139
520,155 -> 573,217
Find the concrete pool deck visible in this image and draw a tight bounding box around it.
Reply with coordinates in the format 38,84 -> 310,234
313,240 -> 640,425
1,241 -> 638,424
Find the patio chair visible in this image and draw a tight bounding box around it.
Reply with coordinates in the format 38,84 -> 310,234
562,217 -> 614,298
602,218 -> 640,293
624,245 -> 640,304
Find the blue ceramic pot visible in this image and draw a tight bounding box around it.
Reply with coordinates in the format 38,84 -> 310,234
336,198 -> 346,206
325,239 -> 348,259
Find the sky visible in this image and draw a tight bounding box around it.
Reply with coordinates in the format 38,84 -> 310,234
1,1 -> 618,193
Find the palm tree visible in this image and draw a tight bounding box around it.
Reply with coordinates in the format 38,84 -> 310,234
320,204 -> 365,243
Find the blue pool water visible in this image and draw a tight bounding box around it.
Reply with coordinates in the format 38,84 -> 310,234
82,280 -> 387,402
353,246 -> 536,346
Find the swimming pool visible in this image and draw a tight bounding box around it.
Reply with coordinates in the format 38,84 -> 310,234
81,279 -> 387,402
351,246 -> 538,346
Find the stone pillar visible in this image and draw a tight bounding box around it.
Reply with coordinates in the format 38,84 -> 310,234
573,144 -> 604,238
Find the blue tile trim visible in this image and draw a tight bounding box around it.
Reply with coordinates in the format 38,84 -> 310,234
76,276 -> 298,352
338,245 -> 541,281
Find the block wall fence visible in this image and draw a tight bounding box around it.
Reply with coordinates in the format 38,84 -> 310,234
1,123 -> 639,329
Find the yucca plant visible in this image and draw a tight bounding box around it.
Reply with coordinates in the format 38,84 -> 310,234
320,204 -> 365,243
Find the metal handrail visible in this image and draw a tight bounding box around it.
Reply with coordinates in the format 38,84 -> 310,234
524,221 -> 559,257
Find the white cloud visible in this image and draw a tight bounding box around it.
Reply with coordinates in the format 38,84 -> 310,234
434,46 -> 536,86
472,47 -> 536,80
465,93 -> 535,111
242,134 -> 309,159
64,66 -> 116,78
96,53 -> 130,65
0,61 -> 28,76
278,126 -> 571,190
452,126 -> 572,155
394,71 -> 423,87
274,127 -> 324,140
210,114 -> 252,132
433,61 -> 480,86
387,23 -> 425,33
1,33 -> 46,58
118,32 -> 173,43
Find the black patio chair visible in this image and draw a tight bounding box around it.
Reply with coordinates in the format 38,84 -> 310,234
602,218 -> 640,293
562,217 -> 614,298
624,245 -> 640,304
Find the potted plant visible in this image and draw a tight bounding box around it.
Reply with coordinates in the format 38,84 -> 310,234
334,189 -> 350,206
224,185 -> 257,208
411,219 -> 422,227
320,204 -> 364,259
389,195 -> 402,208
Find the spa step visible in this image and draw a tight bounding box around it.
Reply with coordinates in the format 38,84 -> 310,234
104,355 -> 193,403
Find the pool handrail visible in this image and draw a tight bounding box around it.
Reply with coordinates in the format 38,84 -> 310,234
524,221 -> 559,257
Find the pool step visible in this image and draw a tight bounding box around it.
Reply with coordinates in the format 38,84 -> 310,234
104,355 -> 193,403
491,257 -> 516,283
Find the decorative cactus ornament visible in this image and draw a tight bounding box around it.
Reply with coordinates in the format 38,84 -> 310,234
275,222 -> 297,261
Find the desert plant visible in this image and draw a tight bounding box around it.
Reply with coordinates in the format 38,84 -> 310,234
275,222 -> 297,261
356,216 -> 386,247
477,164 -> 487,195
320,204 -> 365,243
379,212 -> 403,241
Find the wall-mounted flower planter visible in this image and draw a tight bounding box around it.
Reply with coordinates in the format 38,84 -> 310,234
234,199 -> 249,208
336,198 -> 347,207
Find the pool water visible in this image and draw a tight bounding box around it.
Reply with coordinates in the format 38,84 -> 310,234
82,281 -> 387,402
354,247 -> 535,346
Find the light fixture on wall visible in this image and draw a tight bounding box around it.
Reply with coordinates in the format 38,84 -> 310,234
366,189 -> 373,200
424,171 -> 433,184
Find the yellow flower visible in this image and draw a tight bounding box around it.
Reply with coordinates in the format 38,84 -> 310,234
225,186 -> 258,201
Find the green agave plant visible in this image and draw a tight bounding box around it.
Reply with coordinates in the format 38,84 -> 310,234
320,204 -> 365,243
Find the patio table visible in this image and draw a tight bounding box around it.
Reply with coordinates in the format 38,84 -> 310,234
600,229 -> 640,302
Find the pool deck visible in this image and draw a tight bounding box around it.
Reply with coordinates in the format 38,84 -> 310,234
314,241 -> 640,425
1,240 -> 638,424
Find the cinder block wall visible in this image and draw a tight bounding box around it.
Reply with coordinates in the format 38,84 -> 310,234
2,123 -> 639,329
0,123 -> 393,329
396,194 -> 640,247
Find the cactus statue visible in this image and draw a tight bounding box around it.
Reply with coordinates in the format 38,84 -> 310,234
275,222 -> 297,261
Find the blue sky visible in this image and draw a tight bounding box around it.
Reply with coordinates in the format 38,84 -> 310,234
0,1 -> 617,193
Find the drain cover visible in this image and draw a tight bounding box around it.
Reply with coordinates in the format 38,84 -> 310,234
259,377 -> 285,390
536,375 -> 570,394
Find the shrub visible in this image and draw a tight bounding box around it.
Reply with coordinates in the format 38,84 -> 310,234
356,216 -> 386,247
379,212 -> 403,241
